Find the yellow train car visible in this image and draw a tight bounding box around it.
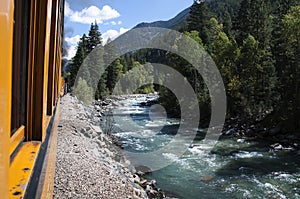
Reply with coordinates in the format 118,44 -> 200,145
0,0 -> 65,198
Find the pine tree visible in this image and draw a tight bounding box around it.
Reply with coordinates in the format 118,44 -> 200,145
234,0 -> 273,48
223,11 -> 233,37
233,0 -> 277,118
271,0 -> 297,102
68,34 -> 89,89
107,59 -> 123,94
238,35 -> 261,116
187,1 -> 213,44
66,22 -> 105,99
87,21 -> 102,53
280,5 -> 300,131
85,21 -> 106,99
233,0 -> 251,44
237,35 -> 276,118
205,17 -> 223,52
211,31 -> 240,117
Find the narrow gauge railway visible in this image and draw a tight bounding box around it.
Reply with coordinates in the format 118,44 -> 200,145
0,0 -> 65,198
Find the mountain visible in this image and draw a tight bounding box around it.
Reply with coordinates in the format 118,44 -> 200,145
133,7 -> 190,31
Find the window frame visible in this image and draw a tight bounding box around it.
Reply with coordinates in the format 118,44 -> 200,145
10,0 -> 32,156
27,0 -> 53,141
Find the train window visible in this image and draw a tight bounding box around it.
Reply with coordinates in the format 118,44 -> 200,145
47,0 -> 58,116
11,0 -> 31,135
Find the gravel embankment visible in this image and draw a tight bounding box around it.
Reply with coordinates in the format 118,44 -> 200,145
53,94 -> 147,199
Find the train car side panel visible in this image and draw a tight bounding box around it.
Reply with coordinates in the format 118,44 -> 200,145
0,0 -> 14,198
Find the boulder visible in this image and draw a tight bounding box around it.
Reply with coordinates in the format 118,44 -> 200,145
270,143 -> 283,150
135,165 -> 152,174
145,185 -> 152,191
222,128 -> 236,136
91,125 -> 103,134
200,176 -> 214,182
133,174 -> 140,183
102,101 -> 110,106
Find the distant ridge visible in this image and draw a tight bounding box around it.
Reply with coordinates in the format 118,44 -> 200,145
133,7 -> 190,30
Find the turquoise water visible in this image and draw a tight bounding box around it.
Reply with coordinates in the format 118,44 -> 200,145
108,96 -> 300,199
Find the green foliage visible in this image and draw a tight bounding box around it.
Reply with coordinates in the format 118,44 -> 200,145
68,34 -> 89,88
237,35 -> 275,117
159,0 -> 293,127
205,17 -> 224,52
188,1 -> 214,44
211,31 -> 240,117
282,6 -> 300,45
73,77 -> 94,105
278,5 -> 300,131
107,59 -> 124,93
234,0 -> 273,48
87,21 -> 102,53
115,62 -> 155,95
66,21 -> 109,100
66,0 -> 300,132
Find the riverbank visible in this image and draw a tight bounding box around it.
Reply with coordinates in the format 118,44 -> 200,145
54,94 -> 150,199
54,93 -> 300,198
220,116 -> 300,153
98,94 -> 300,198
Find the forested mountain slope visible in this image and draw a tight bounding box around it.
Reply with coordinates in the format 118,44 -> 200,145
133,7 -> 190,31
66,0 -> 300,136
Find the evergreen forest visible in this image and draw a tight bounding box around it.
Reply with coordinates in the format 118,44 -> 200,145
65,0 -> 300,135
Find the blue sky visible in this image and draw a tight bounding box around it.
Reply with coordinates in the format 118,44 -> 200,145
64,0 -> 193,59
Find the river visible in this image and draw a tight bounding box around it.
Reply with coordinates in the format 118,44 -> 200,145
105,95 -> 300,199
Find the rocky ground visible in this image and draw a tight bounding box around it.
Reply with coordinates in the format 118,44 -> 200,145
53,94 -> 149,199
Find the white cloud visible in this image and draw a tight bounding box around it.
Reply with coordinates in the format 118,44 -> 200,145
65,35 -> 81,46
65,35 -> 81,60
110,21 -> 122,26
65,2 -> 73,17
65,1 -> 120,24
64,28 -> 130,59
102,28 -> 130,44
65,45 -> 77,60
